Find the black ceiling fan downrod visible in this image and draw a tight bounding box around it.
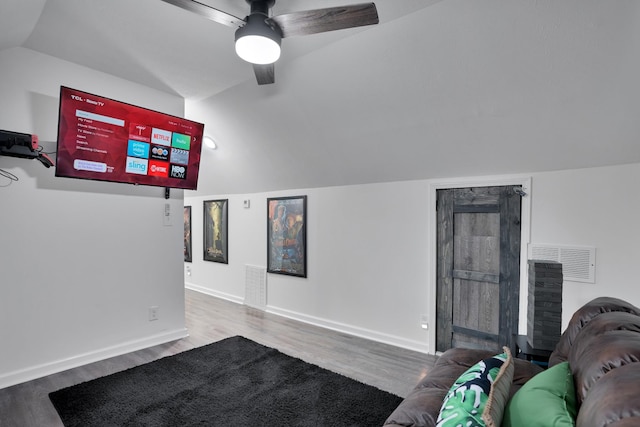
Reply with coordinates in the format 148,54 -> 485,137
247,0 -> 274,17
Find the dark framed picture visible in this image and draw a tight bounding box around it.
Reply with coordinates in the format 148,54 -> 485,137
183,206 -> 192,262
267,195 -> 307,277
203,199 -> 229,264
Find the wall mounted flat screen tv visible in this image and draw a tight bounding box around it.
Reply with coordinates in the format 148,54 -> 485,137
55,86 -> 205,190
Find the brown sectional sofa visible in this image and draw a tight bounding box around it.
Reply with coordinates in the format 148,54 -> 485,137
548,297 -> 640,427
384,296 -> 640,427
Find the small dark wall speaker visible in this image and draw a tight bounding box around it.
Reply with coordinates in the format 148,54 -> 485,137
527,260 -> 563,351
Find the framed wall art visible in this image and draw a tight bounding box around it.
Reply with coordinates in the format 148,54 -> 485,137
183,206 -> 192,262
203,199 -> 229,264
267,195 -> 307,277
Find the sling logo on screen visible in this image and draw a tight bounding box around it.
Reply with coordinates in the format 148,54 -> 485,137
170,164 -> 187,179
125,157 -> 148,175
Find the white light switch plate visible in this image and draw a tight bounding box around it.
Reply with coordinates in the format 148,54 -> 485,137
163,203 -> 172,226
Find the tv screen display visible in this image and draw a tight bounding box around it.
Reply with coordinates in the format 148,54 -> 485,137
55,86 -> 204,190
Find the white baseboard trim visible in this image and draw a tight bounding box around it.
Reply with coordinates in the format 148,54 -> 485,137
185,286 -> 430,354
0,328 -> 188,390
185,282 -> 244,304
267,306 -> 431,354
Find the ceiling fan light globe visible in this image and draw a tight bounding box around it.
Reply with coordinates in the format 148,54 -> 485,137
235,35 -> 281,64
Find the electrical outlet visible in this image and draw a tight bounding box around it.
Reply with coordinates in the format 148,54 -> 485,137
420,314 -> 429,330
149,306 -> 159,321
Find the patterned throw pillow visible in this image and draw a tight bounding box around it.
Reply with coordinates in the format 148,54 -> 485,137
436,347 -> 514,427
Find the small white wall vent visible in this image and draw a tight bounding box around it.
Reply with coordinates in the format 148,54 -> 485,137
528,244 -> 596,283
244,264 -> 267,310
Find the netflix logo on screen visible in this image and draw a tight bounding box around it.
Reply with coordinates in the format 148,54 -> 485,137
129,123 -> 151,142
169,164 -> 187,180
152,128 -> 172,147
148,160 -> 169,177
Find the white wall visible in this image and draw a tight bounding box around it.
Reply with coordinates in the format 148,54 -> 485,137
0,48 -> 187,388
186,163 -> 640,354
529,163 -> 640,320
185,181 -> 432,352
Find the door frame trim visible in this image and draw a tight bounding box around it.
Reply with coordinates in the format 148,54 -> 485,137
427,174 -> 532,353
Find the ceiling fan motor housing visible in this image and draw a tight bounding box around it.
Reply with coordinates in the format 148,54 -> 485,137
235,14 -> 282,46
235,1 -> 282,65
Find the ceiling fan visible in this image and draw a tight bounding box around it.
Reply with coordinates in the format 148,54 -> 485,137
160,0 -> 379,85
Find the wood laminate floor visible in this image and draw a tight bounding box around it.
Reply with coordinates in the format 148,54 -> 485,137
0,289 -> 437,426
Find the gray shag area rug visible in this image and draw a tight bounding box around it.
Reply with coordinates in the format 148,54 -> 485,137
49,335 -> 402,426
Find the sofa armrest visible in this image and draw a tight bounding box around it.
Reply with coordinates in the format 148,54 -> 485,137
549,296 -> 640,367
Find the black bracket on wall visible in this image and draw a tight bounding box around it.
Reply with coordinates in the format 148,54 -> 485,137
164,187 -> 170,199
0,129 -> 54,168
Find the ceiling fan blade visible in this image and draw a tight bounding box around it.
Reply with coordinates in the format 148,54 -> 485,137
268,3 -> 378,38
253,64 -> 275,85
160,0 -> 244,28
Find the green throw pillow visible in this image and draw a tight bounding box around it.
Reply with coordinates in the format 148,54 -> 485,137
502,361 -> 577,427
436,347 -> 514,427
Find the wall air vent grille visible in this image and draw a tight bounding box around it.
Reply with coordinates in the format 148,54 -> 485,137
244,264 -> 267,310
528,244 -> 596,283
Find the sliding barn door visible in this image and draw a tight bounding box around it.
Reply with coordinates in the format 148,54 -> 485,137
436,186 -> 522,353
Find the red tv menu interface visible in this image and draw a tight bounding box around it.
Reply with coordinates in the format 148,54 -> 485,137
55,86 -> 204,190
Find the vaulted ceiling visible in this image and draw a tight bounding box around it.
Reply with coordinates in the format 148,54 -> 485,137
4,0 -> 640,194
